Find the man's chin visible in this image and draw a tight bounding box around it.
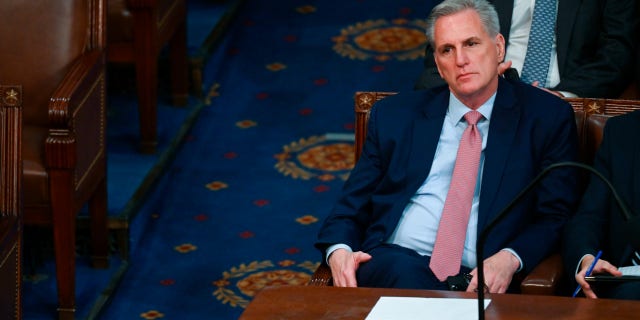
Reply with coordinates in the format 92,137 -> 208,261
452,83 -> 480,97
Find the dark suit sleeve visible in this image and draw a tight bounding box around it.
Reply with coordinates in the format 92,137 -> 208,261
562,121 -> 614,276
554,0 -> 637,98
315,105 -> 386,255
499,97 -> 580,274
562,111 -> 640,279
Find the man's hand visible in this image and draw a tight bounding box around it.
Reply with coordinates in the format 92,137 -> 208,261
497,60 -> 512,76
327,248 -> 372,287
575,255 -> 622,299
466,250 -> 520,293
531,81 -> 565,98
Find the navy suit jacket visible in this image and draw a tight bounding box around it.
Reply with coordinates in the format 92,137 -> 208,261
416,0 -> 637,98
316,77 -> 580,275
563,111 -> 640,278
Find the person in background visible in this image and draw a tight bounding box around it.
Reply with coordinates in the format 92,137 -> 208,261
415,0 -> 638,99
562,110 -> 640,300
315,0 -> 580,294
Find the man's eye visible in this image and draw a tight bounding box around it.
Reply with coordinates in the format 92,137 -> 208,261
466,41 -> 478,47
441,47 -> 452,54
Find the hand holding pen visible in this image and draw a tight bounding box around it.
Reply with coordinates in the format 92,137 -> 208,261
572,250 -> 602,298
572,250 -> 624,298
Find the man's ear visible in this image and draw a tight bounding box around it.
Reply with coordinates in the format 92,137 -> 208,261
495,33 -> 506,62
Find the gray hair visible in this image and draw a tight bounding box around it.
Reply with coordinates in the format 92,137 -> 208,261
425,0 -> 500,47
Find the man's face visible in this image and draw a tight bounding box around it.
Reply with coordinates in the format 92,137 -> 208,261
433,9 -> 505,106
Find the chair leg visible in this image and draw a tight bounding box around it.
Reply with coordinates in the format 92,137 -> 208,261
49,171 -> 76,320
134,41 -> 159,154
89,177 -> 109,268
169,19 -> 189,106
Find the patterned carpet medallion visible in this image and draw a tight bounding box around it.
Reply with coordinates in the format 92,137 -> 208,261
212,260 -> 318,309
275,134 -> 355,181
333,18 -> 428,61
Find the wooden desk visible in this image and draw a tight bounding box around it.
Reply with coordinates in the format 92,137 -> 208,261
240,285 -> 640,319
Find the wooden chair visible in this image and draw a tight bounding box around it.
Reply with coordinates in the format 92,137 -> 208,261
107,0 -> 189,153
0,85 -> 23,319
309,92 -> 640,295
0,2 -> 109,319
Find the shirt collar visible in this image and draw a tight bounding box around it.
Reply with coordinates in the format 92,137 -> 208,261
447,92 -> 496,124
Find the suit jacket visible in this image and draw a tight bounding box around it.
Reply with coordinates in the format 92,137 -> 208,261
316,77 -> 581,275
563,110 -> 640,278
415,0 -> 637,98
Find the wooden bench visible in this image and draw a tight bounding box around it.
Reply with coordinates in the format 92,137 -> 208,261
308,93 -> 640,295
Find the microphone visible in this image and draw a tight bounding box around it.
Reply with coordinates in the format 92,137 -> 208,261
475,161 -> 634,320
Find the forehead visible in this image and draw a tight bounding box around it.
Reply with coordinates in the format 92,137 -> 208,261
433,9 -> 489,46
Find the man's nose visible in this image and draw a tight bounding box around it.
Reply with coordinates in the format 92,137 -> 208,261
455,49 -> 469,66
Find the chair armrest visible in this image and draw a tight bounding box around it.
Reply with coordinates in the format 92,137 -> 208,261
520,253 -> 563,295
46,50 -> 106,175
48,50 -> 104,127
308,263 -> 333,286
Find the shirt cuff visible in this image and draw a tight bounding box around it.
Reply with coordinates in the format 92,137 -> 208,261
326,244 -> 352,265
576,254 -> 592,275
501,248 -> 524,272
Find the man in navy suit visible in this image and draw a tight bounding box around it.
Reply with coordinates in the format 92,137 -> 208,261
315,0 -> 580,293
562,111 -> 640,300
415,0 -> 637,99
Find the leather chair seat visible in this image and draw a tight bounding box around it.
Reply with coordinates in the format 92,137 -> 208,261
22,126 -> 49,207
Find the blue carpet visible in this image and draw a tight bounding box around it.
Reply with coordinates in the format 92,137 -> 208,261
23,0 -> 437,319
22,0 -> 240,319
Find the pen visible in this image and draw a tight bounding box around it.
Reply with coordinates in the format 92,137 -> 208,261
572,250 -> 603,297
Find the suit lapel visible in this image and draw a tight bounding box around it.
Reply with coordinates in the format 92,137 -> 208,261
407,92 -> 448,184
556,0 -> 582,72
477,79 -> 521,231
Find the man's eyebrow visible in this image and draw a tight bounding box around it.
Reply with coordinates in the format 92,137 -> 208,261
463,36 -> 482,43
436,36 -> 482,50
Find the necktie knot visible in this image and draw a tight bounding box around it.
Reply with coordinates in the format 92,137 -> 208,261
464,110 -> 482,126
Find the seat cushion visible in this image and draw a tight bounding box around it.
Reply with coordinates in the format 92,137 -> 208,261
22,125 -> 49,206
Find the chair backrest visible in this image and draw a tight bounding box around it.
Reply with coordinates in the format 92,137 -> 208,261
0,85 -> 23,319
564,98 -> 640,163
0,0 -> 105,126
0,85 -> 22,217
354,92 -> 397,161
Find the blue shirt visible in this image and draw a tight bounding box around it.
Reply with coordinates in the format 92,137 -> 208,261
386,93 -> 493,269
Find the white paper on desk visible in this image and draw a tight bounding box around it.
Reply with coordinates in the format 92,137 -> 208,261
365,296 -> 491,320
619,265 -> 640,276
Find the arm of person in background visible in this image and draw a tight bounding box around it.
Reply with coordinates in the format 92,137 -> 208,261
553,0 -> 637,98
574,253 -> 622,298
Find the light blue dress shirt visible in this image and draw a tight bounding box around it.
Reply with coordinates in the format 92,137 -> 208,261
386,93 -> 493,269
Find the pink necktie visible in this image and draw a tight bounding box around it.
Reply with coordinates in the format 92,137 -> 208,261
430,110 -> 483,281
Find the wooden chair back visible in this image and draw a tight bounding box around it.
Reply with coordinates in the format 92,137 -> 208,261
0,85 -> 23,319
